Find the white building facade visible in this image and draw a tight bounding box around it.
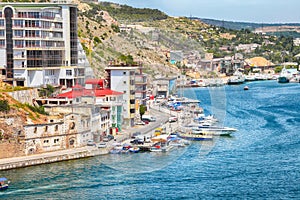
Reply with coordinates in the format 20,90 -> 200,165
105,65 -> 138,127
0,1 -> 84,88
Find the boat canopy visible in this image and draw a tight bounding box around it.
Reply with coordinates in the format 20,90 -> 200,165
0,177 -> 7,182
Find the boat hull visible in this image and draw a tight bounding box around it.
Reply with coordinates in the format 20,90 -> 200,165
0,185 -> 8,191
227,81 -> 244,85
278,77 -> 289,83
177,133 -> 213,141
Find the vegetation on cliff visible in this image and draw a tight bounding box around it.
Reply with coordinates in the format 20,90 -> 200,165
86,2 -> 168,23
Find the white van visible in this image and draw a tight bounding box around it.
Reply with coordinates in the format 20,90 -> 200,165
135,135 -> 151,143
142,115 -> 156,122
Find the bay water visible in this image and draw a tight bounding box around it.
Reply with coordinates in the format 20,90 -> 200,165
1,81 -> 299,199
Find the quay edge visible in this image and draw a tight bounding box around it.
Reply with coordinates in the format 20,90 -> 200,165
0,147 -> 109,171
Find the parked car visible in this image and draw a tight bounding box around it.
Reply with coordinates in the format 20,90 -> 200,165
169,116 -> 178,123
142,115 -> 156,122
103,135 -> 114,142
131,132 -> 142,138
141,119 -> 150,124
107,135 -> 114,140
98,142 -> 107,148
130,139 -> 144,145
135,121 -> 146,125
87,140 -> 96,146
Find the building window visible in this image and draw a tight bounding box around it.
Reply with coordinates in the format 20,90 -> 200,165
123,91 -> 126,94
55,125 -> 58,131
69,139 -> 75,145
70,122 -> 75,130
0,19 -> 4,26
66,70 -> 72,76
43,140 -> 49,143
34,127 -> 37,133
14,20 -> 23,27
54,138 -> 59,143
123,71 -> 126,75
0,40 -> 5,47
123,81 -> 126,84
44,126 -> 48,132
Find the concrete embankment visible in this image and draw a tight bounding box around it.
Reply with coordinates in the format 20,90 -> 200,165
0,146 -> 108,171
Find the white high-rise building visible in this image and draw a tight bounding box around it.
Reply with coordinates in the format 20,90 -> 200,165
0,1 -> 85,87
105,64 -> 138,127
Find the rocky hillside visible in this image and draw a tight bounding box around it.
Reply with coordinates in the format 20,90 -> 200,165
0,81 -> 49,157
76,1 -> 210,78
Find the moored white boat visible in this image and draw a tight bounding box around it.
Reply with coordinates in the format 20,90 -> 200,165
278,67 -> 292,83
177,132 -> 213,141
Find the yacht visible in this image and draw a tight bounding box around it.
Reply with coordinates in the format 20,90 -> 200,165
227,70 -> 245,85
278,67 -> 291,83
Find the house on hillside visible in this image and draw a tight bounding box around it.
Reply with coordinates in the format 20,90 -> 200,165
244,57 -> 275,72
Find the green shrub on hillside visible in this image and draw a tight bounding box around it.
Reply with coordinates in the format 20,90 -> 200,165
0,100 -> 10,112
25,104 -> 49,116
87,2 -> 168,22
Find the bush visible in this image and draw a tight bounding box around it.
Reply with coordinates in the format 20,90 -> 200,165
0,100 -> 10,112
111,24 -> 120,33
25,104 -> 49,115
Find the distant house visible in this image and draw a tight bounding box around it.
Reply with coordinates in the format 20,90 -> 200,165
170,51 -> 183,64
235,43 -> 261,53
244,57 -> 275,72
153,77 -> 176,98
293,38 -> 300,46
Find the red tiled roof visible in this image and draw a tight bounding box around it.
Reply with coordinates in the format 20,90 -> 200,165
85,79 -> 106,87
57,88 -> 123,99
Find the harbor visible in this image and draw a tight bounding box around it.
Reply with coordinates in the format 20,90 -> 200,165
1,81 -> 299,199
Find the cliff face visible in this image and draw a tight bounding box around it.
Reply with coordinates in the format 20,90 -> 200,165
75,1 -> 207,79
0,82 -> 49,158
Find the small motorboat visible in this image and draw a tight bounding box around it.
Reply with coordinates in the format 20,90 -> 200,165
0,177 -> 9,191
244,86 -> 249,90
129,147 -> 140,153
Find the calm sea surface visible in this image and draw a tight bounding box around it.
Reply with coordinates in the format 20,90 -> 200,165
1,81 -> 300,199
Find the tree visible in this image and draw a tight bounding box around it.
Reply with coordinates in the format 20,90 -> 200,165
0,100 -> 10,112
39,84 -> 55,97
139,105 -> 147,119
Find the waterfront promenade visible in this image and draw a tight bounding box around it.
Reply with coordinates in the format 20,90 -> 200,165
0,101 -> 175,171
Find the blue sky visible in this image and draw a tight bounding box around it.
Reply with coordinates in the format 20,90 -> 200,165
102,0 -> 300,23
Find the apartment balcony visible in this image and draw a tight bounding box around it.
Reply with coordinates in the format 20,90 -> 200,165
41,36 -> 64,41
13,45 -> 25,49
135,76 -> 147,84
157,86 -> 168,92
130,85 -> 135,90
130,104 -> 135,109
13,55 -> 26,60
